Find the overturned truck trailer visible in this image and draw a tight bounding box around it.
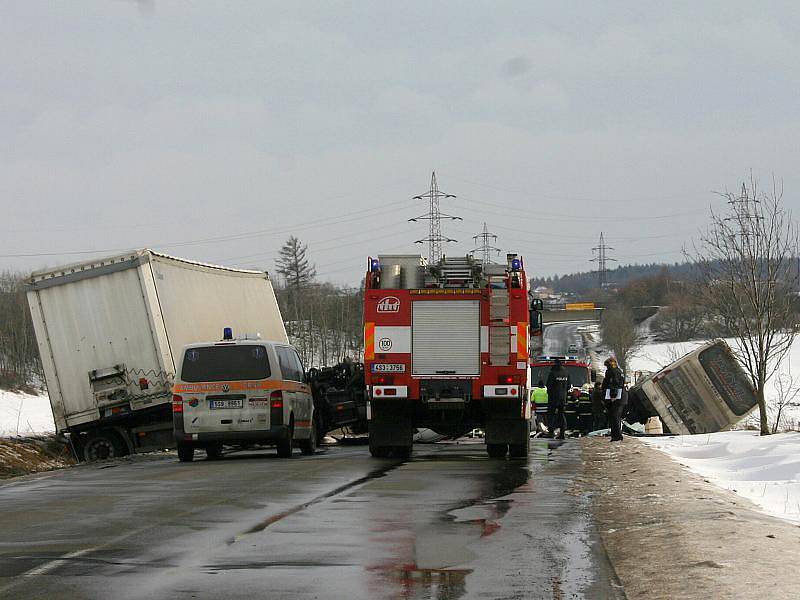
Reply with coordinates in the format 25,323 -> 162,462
627,340 -> 758,434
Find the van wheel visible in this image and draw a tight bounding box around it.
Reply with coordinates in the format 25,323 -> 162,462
314,411 -> 326,446
299,419 -> 317,456
83,430 -> 126,462
177,444 -> 195,462
277,425 -> 294,458
205,443 -> 223,460
486,443 -> 507,458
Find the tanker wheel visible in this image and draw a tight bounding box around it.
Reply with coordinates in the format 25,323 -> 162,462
486,443 -> 508,458
82,430 -> 127,462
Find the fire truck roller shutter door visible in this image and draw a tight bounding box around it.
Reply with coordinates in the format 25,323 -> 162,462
412,300 -> 481,376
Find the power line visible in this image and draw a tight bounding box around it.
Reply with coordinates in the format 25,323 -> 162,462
471,222 -> 501,264
591,232 -> 616,288
409,171 -> 461,264
0,199 -> 417,260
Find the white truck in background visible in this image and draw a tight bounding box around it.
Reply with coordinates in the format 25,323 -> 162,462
26,249 -> 287,461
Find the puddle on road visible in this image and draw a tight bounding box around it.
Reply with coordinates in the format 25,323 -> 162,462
364,443 -> 555,600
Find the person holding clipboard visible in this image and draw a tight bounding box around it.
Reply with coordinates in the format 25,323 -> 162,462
602,357 -> 626,442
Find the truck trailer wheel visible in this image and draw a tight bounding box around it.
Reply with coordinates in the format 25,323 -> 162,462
82,430 -> 127,462
486,443 -> 508,459
177,444 -> 195,462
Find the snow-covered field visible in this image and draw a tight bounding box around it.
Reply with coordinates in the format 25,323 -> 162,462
644,431 -> 800,524
0,389 -> 55,437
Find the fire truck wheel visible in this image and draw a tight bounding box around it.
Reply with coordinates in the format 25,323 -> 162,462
177,443 -> 195,462
486,443 -> 507,458
369,444 -> 391,458
509,441 -> 529,458
393,445 -> 412,460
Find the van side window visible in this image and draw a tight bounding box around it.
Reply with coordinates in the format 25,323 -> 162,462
290,350 -> 306,383
276,347 -> 295,382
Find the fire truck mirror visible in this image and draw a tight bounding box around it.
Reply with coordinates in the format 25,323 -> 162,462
530,298 -> 544,311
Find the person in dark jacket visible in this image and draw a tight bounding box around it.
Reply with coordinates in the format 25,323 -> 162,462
602,357 -> 626,441
590,380 -> 607,431
546,358 -> 571,439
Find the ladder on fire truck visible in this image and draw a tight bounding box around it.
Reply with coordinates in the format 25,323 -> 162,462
488,274 -> 510,366
437,256 -> 478,287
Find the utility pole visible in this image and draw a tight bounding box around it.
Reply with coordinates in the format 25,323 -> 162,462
471,222 -> 501,265
409,171 -> 461,264
591,232 -> 616,288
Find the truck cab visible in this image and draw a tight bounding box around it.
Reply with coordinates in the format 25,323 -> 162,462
172,330 -> 315,461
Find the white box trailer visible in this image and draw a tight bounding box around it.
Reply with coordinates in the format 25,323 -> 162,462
26,249 -> 287,460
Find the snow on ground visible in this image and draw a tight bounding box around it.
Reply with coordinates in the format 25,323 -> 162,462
0,389 -> 55,437
644,431 -> 800,524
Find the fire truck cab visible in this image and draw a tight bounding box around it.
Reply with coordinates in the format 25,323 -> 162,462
364,254 -> 532,459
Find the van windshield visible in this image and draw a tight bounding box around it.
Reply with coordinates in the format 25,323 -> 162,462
181,345 -> 271,382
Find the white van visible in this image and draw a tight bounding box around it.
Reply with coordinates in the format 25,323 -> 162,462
172,335 -> 315,461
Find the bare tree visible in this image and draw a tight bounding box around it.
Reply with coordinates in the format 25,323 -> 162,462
651,290 -> 707,342
771,368 -> 800,433
601,304 -> 641,372
688,174 -> 800,435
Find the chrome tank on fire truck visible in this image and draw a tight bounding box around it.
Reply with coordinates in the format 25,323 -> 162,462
363,253 -> 533,459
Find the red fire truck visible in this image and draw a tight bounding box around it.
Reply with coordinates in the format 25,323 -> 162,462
363,254 -> 532,459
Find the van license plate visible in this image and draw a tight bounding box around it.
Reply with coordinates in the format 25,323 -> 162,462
371,364 -> 405,373
210,399 -> 243,409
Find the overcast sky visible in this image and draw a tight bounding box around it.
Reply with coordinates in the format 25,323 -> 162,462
2,1 -> 800,285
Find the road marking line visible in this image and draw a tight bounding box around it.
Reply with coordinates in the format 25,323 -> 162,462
23,547 -> 96,577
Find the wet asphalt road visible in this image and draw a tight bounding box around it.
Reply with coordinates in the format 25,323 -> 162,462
0,440 -> 622,600
542,322 -> 585,357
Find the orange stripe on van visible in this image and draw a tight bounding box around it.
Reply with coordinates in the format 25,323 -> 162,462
364,322 -> 375,360
517,323 -> 528,359
173,380 -> 309,394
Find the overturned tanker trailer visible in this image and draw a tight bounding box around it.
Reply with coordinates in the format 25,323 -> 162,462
626,340 -> 758,434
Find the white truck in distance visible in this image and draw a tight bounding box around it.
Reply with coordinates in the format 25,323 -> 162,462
26,249 -> 287,461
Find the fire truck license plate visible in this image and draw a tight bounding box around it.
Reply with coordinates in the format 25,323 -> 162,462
210,399 -> 243,409
371,364 -> 405,373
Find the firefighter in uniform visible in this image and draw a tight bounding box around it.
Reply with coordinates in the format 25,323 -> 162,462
531,379 -> 549,433
546,358 -> 571,439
